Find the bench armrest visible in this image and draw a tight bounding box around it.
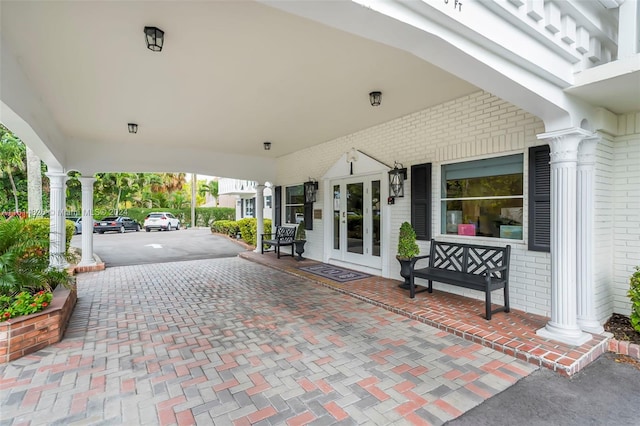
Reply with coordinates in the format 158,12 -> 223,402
486,265 -> 507,273
261,232 -> 276,238
411,254 -> 430,268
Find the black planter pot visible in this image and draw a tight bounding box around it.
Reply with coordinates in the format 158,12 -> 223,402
294,240 -> 306,261
397,256 -> 413,290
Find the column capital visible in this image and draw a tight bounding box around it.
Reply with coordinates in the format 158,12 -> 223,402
78,176 -> 97,185
45,171 -> 69,187
536,127 -> 594,141
578,137 -> 600,166
538,128 -> 596,165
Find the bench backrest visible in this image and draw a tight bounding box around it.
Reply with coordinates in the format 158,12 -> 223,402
429,239 -> 510,279
275,226 -> 296,241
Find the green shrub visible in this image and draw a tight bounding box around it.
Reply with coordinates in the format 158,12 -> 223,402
629,266 -> 640,333
26,218 -> 74,253
210,218 -> 272,246
211,220 -> 239,236
397,221 -> 419,259
237,218 -> 257,246
0,218 -> 72,299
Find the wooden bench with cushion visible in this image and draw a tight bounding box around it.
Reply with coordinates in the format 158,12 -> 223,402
261,225 -> 296,259
409,239 -> 511,320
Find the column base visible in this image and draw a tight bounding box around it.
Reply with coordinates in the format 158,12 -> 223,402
78,259 -> 97,267
577,318 -> 605,335
537,322 -> 592,346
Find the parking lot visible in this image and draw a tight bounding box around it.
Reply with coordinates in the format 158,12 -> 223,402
71,227 -> 245,267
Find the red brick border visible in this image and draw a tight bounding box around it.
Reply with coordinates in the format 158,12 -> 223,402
608,338 -> 640,361
0,285 -> 77,363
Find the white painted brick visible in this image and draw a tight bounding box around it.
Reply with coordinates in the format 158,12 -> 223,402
276,90 -> 639,320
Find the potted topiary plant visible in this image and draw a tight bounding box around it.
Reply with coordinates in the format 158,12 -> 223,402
294,220 -> 306,261
396,221 -> 420,289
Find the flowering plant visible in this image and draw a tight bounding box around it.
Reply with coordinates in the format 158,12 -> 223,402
0,290 -> 53,321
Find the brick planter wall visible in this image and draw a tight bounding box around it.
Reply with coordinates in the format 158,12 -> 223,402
608,339 -> 640,361
0,285 -> 77,363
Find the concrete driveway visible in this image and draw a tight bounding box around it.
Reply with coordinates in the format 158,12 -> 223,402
71,228 -> 244,267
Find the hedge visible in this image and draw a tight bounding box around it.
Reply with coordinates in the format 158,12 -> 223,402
121,207 -> 235,227
210,218 -> 272,247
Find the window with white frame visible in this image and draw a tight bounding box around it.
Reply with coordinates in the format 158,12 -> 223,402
441,154 -> 523,239
285,185 -> 304,224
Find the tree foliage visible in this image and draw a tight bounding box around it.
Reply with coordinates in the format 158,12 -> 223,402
0,124 -> 218,216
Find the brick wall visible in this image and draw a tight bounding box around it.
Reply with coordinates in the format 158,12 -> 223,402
276,90 -> 639,319
277,90 -> 554,316
611,113 -> 640,316
0,286 -> 77,363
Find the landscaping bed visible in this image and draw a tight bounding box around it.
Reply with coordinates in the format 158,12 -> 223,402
0,285 -> 77,363
604,313 -> 640,366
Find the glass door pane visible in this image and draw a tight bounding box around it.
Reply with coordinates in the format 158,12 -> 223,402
333,185 -> 340,250
372,180 -> 381,257
347,182 -> 363,254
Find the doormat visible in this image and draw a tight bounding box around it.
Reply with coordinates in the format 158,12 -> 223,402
299,264 -> 370,283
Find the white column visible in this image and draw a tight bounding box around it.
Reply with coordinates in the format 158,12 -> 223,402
536,129 -> 591,346
254,184 -> 265,253
46,172 -> 69,269
618,0 -> 640,58
576,138 -> 605,334
78,176 -> 97,266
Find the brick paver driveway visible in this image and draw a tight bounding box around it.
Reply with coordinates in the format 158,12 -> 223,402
0,258 -> 536,425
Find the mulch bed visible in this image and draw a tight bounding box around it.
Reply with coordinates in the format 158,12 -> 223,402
604,313 -> 640,345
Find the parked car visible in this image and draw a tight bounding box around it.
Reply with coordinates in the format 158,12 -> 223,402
67,216 -> 84,234
143,212 -> 181,232
94,216 -> 141,234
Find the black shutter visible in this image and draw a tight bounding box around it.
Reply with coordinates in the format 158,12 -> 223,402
411,163 -> 432,241
528,145 -> 550,252
274,186 -> 282,227
304,203 -> 313,230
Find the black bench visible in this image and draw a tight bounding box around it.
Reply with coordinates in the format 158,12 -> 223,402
409,239 -> 511,320
261,226 -> 296,259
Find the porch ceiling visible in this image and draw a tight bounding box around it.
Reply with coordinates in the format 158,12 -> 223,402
0,0 -> 478,180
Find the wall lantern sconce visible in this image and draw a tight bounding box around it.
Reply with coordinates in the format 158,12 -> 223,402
144,26 -> 164,52
263,141 -> 271,150
369,91 -> 382,107
128,123 -> 138,134
388,161 -> 407,199
304,179 -> 319,203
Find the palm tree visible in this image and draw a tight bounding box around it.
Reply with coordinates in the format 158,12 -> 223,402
0,125 -> 26,213
151,173 -> 186,193
169,192 -> 189,209
199,180 -> 219,206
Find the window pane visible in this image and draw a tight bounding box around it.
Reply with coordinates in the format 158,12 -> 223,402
285,206 -> 304,224
445,173 -> 523,198
441,155 -> 524,240
286,185 -> 304,205
285,185 -> 304,224
442,199 -> 523,239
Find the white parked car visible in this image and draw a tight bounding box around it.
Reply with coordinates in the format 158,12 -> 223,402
143,212 -> 181,232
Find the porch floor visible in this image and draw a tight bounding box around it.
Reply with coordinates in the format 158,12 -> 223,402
239,251 -> 609,376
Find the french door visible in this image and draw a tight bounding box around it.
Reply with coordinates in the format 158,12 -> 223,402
331,176 -> 381,268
